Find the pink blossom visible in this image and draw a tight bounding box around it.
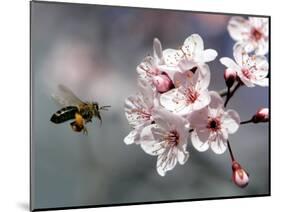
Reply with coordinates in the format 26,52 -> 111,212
189,91 -> 240,154
224,69 -> 237,88
160,65 -> 211,116
228,16 -> 268,55
220,44 -> 268,87
253,107 -> 269,123
124,80 -> 158,145
232,161 -> 249,188
162,34 -> 217,71
140,108 -> 190,176
152,73 -> 174,93
137,38 -> 175,89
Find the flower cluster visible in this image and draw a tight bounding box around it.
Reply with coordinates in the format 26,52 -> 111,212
221,17 -> 269,88
124,17 -> 269,187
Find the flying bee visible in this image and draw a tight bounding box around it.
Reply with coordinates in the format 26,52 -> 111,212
50,84 -> 110,135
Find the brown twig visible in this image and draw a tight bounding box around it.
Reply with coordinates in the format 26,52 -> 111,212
224,82 -> 241,108
218,81 -> 240,98
240,119 -> 254,125
227,139 -> 235,162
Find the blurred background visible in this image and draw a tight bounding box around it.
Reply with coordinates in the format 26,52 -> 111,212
31,1 -> 269,210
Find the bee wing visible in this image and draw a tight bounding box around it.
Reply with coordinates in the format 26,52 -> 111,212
52,84 -> 84,107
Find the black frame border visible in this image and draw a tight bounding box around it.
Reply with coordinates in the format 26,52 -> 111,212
30,0 -> 271,211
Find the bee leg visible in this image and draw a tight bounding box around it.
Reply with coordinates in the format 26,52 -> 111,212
85,119 -> 92,123
70,121 -> 82,133
82,126 -> 88,135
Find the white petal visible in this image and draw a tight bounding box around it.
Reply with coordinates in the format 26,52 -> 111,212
243,42 -> 256,53
124,96 -> 144,127
249,17 -> 268,29
260,18 -> 269,36
222,109 -> 240,134
253,78 -> 269,87
191,131 -> 210,152
256,37 -> 268,55
173,70 -> 193,88
255,55 -> 269,75
220,128 -> 229,140
124,92 -> 153,128
153,107 -> 187,132
140,125 -> 155,142
197,64 -> 211,77
141,140 -> 166,156
160,89 -> 188,114
178,59 -> 197,71
220,57 -> 240,71
209,91 -> 224,109
192,90 -> 210,111
138,79 -> 155,108
151,108 -> 171,130
233,42 -> 245,66
202,49 -> 218,62
156,148 -> 178,176
177,145 -> 190,165
227,16 -> 250,41
153,38 -> 164,64
177,105 -> 193,116
124,129 -> 138,145
188,107 -> 209,129
140,125 -> 166,156
183,34 -> 204,53
158,64 -> 181,80
210,133 -> 227,154
196,64 -> 211,90
127,124 -> 149,145
163,48 -> 183,66
136,56 -> 156,77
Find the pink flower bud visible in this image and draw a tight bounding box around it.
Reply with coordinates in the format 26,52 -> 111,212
232,161 -> 249,188
253,108 -> 269,123
224,69 -> 237,87
152,74 -> 173,93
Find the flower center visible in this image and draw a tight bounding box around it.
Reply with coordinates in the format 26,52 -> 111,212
186,87 -> 199,104
242,68 -> 252,79
207,117 -> 221,131
251,28 -> 263,41
164,130 -> 180,146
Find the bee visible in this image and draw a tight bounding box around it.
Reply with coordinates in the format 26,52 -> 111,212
50,84 -> 110,135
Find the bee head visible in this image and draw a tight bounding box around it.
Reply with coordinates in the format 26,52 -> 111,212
91,102 -> 99,111
91,103 -> 110,126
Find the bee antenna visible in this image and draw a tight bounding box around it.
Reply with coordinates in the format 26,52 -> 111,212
100,105 -> 111,111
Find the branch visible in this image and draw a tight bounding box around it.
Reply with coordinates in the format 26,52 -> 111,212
227,139 -> 235,162
218,81 -> 240,98
224,82 -> 241,107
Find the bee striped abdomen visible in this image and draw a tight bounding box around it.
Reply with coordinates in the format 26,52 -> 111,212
50,106 -> 78,124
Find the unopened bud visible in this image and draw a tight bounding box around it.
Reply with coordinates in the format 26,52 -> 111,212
152,73 -> 173,93
252,108 -> 269,123
232,161 -> 249,188
224,69 -> 237,88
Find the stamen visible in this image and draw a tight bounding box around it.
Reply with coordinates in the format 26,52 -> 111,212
130,108 -> 151,120
186,87 -> 199,104
207,117 -> 221,132
251,28 -> 263,41
242,69 -> 252,79
164,130 -> 180,146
